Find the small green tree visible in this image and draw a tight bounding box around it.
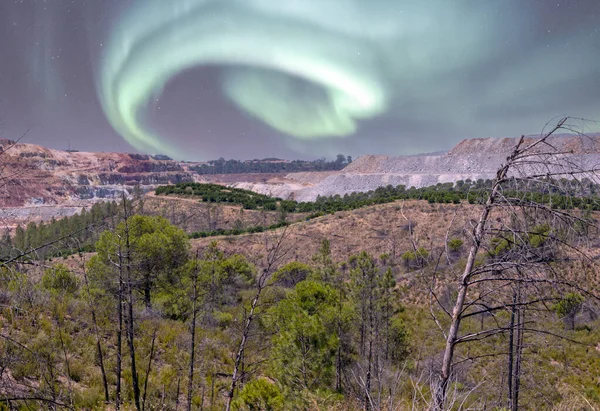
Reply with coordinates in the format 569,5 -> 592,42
447,238 -> 463,254
267,280 -> 346,404
312,239 -> 337,283
528,223 -> 551,248
401,251 -> 416,270
91,215 -> 190,309
273,261 -> 312,288
553,292 -> 584,330
41,264 -> 79,295
416,247 -> 430,267
232,379 -> 284,411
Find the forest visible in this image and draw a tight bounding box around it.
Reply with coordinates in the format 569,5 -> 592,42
188,154 -> 352,175
1,120 -> 600,410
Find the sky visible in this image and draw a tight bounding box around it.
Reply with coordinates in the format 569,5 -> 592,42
0,0 -> 599,161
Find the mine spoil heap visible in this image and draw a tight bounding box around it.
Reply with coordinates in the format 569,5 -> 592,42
231,133 -> 600,201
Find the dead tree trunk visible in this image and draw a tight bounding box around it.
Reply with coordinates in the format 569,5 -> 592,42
225,278 -> 263,411
123,198 -> 141,410
142,328 -> 157,411
81,257 -> 110,404
225,229 -> 288,411
365,269 -> 375,411
512,288 -> 524,411
507,283 -> 524,411
507,289 -> 516,409
434,138 -> 522,410
116,244 -> 124,410
187,253 -> 200,411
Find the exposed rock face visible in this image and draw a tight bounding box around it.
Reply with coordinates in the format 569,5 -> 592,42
0,139 -> 196,207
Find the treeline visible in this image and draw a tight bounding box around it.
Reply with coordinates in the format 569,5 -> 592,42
157,178 -> 600,217
1,201 -> 123,261
155,182 -> 282,210
189,221 -> 291,238
189,154 -> 352,174
300,178 -> 600,213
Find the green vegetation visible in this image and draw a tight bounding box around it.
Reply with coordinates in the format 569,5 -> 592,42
189,221 -> 290,238
0,217 -> 421,409
90,215 -> 190,309
189,154 -> 352,174
41,264 -> 80,295
553,292 -> 585,330
447,237 -> 463,253
232,378 -> 285,410
1,201 -> 122,261
0,201 -> 599,410
155,182 -> 281,210
12,177 -> 598,262
157,178 -> 600,219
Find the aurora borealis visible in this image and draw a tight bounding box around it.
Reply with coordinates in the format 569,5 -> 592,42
1,0 -> 599,159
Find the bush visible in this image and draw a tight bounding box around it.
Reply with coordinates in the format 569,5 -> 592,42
448,238 -> 463,253
529,223 -> 551,248
233,378 -> 284,410
41,264 -> 79,295
488,237 -> 511,257
553,292 -> 584,330
401,251 -> 416,266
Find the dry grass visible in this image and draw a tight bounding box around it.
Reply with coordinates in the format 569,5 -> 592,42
189,200 -> 468,264
142,194 -> 308,233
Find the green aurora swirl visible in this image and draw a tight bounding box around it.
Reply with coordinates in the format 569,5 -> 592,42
97,0 -> 513,156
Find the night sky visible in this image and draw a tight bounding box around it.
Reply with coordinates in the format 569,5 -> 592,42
1,0 -> 599,160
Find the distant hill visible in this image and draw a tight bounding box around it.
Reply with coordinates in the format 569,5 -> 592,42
231,133 -> 600,201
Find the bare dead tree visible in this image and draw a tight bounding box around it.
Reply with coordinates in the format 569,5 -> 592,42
225,227 -> 290,411
141,326 -> 158,411
78,255 -> 110,404
432,117 -> 600,410
510,284 -> 525,411
122,196 -> 142,411
187,251 -> 200,411
115,229 -> 124,410
100,194 -> 141,410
